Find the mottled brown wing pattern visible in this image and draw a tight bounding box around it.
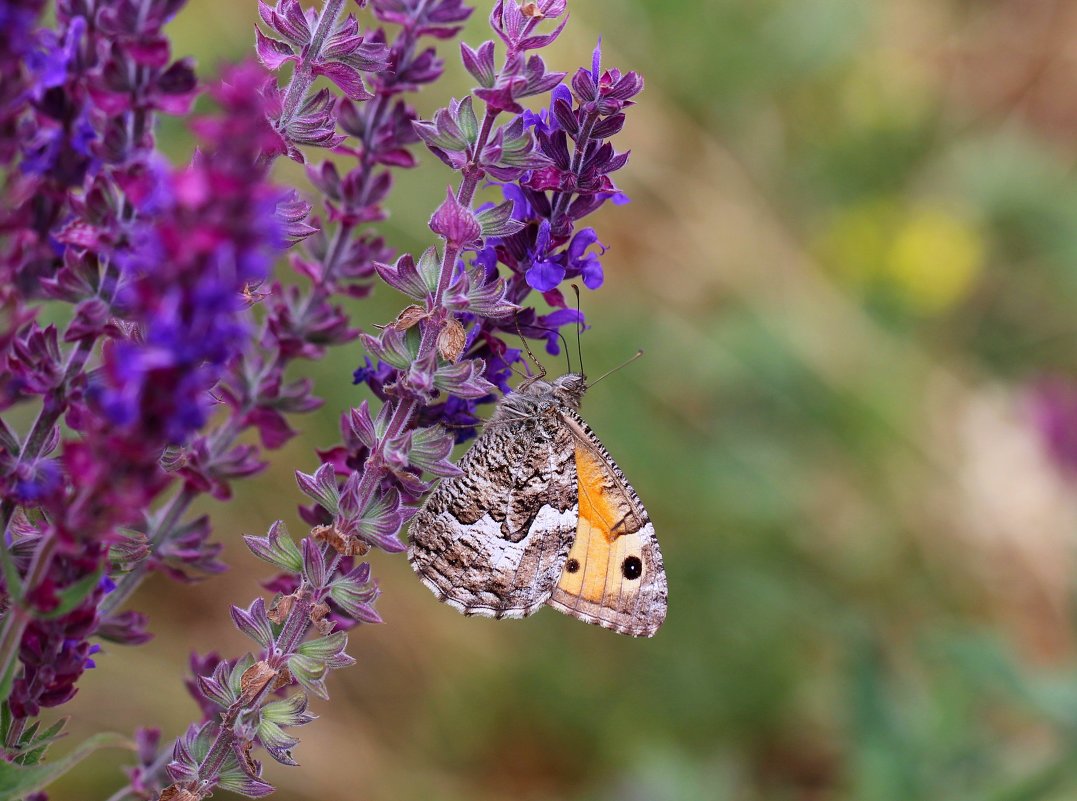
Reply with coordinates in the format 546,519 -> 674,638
407,415 -> 579,618
546,412 -> 668,637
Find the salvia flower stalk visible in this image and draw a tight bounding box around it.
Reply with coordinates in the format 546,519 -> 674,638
153,520 -> 377,799
1,54 -> 285,751
0,0 -> 205,750
338,0 -> 643,547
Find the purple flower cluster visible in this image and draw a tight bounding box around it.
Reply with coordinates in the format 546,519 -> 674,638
99,0 -> 467,617
0,0 -> 47,165
0,56 -> 288,750
0,0 -> 207,751
6,531 -> 106,720
101,67 -> 283,445
139,4 -> 645,792
354,1 -> 643,442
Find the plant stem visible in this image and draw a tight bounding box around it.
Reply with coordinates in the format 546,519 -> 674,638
352,105 -> 500,509
98,484 -> 197,618
276,0 -> 346,132
194,585 -> 316,792
0,258 -> 122,538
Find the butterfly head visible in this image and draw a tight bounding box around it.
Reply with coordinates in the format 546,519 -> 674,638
494,372 -> 588,422
549,372 -> 587,407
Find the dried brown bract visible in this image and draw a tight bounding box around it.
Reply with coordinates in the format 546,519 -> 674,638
437,316 -> 467,362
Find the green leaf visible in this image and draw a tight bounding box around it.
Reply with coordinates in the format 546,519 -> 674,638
30,717 -> 67,747
16,721 -> 39,747
416,247 -> 441,295
295,631 -> 347,661
227,653 -> 257,697
476,201 -> 525,238
286,654 -> 329,700
243,522 -> 302,574
0,732 -> 131,800
13,717 -> 69,764
38,567 -> 104,620
17,743 -> 50,768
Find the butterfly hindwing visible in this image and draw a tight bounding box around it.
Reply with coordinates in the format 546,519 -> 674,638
546,413 -> 668,637
407,413 -> 578,619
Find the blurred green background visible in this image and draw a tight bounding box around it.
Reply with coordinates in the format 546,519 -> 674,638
52,0 -> 1077,799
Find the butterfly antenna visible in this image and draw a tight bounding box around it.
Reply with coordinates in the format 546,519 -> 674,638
532,325 -> 573,374
513,313 -> 547,381
586,349 -> 644,389
571,284 -> 584,378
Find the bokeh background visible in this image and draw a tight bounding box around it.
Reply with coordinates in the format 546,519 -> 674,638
51,0 -> 1077,799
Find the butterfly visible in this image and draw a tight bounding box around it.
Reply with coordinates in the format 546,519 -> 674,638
408,372 -> 667,637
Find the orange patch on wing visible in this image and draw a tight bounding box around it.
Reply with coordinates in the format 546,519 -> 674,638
575,443 -> 620,541
555,446 -> 630,604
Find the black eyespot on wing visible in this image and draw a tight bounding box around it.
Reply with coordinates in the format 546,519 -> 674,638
565,558 -> 580,574
622,556 -> 643,580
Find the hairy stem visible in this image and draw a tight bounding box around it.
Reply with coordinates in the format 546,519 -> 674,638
276,0 -> 346,132
352,105 -> 500,510
194,582 -> 317,792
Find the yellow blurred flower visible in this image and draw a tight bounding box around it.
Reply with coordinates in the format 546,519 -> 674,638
885,207 -> 984,313
815,202 -> 985,314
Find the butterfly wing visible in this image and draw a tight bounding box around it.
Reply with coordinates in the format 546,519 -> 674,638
408,416 -> 579,619
546,413 -> 668,637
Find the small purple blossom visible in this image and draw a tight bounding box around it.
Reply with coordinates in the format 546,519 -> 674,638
524,220 -> 563,291
1031,378 -> 1077,478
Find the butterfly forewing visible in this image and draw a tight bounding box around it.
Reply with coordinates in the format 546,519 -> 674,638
407,412 -> 578,619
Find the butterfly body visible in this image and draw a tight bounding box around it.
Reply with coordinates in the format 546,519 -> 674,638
408,374 -> 667,637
